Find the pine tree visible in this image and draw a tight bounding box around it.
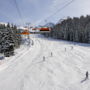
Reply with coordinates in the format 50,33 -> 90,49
0,23 -> 22,57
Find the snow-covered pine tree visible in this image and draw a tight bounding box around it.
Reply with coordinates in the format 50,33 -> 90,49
0,23 -> 22,57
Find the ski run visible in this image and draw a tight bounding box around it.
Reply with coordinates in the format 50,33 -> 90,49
0,34 -> 90,90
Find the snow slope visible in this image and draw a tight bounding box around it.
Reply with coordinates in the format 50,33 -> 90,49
0,34 -> 90,90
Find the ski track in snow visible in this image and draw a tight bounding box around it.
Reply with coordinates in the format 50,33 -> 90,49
0,34 -> 90,90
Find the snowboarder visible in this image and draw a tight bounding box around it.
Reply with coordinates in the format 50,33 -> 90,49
86,71 -> 89,79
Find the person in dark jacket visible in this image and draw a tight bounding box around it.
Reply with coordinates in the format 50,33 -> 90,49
86,71 -> 89,79
81,71 -> 89,83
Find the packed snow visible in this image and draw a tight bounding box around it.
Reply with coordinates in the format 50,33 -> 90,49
0,34 -> 90,90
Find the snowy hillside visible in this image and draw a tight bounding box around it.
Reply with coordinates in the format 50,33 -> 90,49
0,34 -> 90,90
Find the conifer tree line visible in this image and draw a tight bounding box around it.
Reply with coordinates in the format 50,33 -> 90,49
0,23 -> 22,57
43,15 -> 90,43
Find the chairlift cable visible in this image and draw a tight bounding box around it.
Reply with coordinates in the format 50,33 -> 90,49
43,0 -> 75,23
14,0 -> 24,25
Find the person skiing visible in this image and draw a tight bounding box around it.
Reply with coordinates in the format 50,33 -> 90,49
43,56 -> 45,61
81,71 -> 89,83
86,71 -> 89,79
71,46 -> 73,50
65,48 -> 66,51
51,52 -> 53,57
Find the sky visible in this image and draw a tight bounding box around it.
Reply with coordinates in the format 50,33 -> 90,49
0,0 -> 90,26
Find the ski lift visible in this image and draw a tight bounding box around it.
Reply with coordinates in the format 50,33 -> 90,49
31,27 -> 51,33
39,27 -> 51,31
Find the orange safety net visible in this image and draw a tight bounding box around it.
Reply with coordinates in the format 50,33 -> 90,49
20,32 -> 30,35
17,30 -> 30,35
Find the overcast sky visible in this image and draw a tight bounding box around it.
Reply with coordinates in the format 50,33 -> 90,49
0,0 -> 90,26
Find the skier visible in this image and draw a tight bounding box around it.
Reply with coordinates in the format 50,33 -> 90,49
31,40 -> 34,45
71,46 -> 73,50
51,52 -> 53,57
86,71 -> 89,79
43,56 -> 45,61
65,48 -> 66,51
81,71 -> 89,83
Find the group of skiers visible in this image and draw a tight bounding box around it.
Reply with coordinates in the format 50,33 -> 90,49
42,52 -> 53,61
42,50 -> 89,83
65,46 -> 74,52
